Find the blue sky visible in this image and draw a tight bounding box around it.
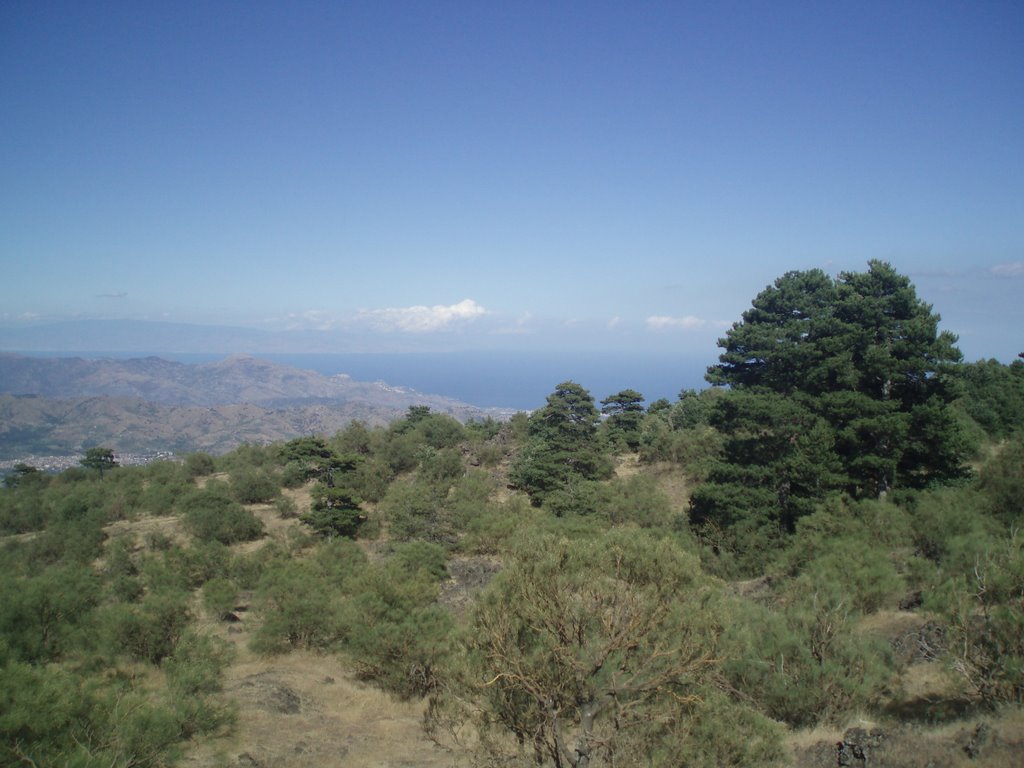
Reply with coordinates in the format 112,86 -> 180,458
1,1 -> 1022,362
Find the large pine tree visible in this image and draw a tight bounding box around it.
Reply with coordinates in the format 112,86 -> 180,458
694,262 -> 970,547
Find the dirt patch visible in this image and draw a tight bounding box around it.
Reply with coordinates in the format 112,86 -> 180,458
183,650 -> 462,768
730,574 -> 774,600
613,453 -> 641,479
789,712 -> 1024,768
647,462 -> 692,511
438,555 -> 501,619
103,514 -> 189,550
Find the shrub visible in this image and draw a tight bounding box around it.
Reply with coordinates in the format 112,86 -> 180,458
388,541 -> 449,581
346,457 -> 393,503
435,529 -> 722,765
0,566 -> 101,662
230,468 -> 280,504
381,479 -> 453,545
628,688 -> 788,768
594,473 -> 677,528
722,595 -> 893,726
928,529 -> 1024,705
101,590 -> 192,664
250,558 -> 350,653
978,437 -> 1024,525
341,558 -> 453,697
180,488 -> 264,545
164,630 -> 234,697
183,451 -> 216,478
301,485 -> 366,538
203,577 -> 240,620
274,495 -> 299,518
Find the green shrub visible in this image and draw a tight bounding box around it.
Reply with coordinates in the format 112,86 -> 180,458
927,529 -> 1024,705
203,577 -> 240,620
459,496 -> 541,555
101,590 -> 191,664
164,630 -> 234,697
594,473 -> 678,528
274,494 -> 299,518
344,457 -> 393,503
341,558 -> 453,697
250,560 -> 346,653
722,596 -> 893,726
230,468 -> 280,504
775,500 -> 908,614
381,479 -> 453,545
632,688 -> 788,768
183,451 -> 216,478
417,446 -> 463,484
978,437 -> 1024,525
180,488 -> 264,544
301,485 -> 366,538
388,541 -> 449,581
0,566 -> 101,662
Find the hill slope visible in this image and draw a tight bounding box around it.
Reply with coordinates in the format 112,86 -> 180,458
0,353 -> 512,459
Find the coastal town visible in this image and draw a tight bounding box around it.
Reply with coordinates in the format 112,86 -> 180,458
0,451 -> 176,476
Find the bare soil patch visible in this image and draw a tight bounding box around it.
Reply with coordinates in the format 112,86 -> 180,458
184,637 -> 461,768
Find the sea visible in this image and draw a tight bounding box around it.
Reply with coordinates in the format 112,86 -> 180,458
257,351 -> 711,410
19,350 -> 711,411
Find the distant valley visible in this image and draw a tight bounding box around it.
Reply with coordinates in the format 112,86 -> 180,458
0,353 -> 515,461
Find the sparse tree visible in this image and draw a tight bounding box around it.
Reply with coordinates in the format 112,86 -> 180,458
600,389 -> 645,450
301,485 -> 366,538
80,447 -> 117,478
511,381 -> 612,507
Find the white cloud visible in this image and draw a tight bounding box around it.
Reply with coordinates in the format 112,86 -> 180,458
358,299 -> 487,333
991,262 -> 1024,278
607,316 -> 622,330
646,315 -> 706,331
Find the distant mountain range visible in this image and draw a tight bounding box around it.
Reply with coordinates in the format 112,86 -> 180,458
0,353 -> 514,460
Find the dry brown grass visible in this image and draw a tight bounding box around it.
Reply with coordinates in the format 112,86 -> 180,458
789,710 -> 1024,768
645,461 -> 692,511
613,452 -> 641,479
184,587 -> 464,768
183,649 -> 461,768
103,514 -> 189,550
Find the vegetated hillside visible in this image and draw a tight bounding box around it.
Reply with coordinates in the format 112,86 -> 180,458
2,264 -> 1022,767
1,401 -> 1022,768
0,353 -> 514,458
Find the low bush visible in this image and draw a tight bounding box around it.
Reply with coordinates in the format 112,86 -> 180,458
180,488 -> 264,544
230,468 -> 280,504
100,590 -> 192,664
722,595 -> 893,727
203,577 -> 240,620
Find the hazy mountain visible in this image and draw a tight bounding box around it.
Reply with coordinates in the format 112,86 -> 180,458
0,353 -> 513,459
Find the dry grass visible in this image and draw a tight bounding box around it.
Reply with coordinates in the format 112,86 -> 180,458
613,453 -> 641,479
103,514 -> 189,550
645,461 -> 691,505
789,710 -> 1024,768
183,649 -> 460,768
174,482 -> 466,767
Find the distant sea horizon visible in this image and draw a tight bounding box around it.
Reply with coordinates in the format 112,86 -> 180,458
14,349 -> 711,411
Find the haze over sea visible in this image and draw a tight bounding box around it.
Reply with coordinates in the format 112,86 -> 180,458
21,350 -> 709,412
263,351 -> 710,411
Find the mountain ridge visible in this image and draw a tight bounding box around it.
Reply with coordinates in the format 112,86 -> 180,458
0,353 -> 515,459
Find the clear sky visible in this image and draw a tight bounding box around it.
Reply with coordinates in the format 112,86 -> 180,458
2,1 -> 1022,362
